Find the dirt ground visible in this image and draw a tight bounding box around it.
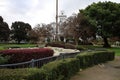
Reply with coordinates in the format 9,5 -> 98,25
70,56 -> 120,80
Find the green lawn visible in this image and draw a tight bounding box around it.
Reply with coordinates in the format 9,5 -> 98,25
108,47 -> 120,56
77,45 -> 120,56
0,43 -> 37,50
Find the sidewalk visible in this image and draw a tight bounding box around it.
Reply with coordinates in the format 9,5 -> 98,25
70,56 -> 120,80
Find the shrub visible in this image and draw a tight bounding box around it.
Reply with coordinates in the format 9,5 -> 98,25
45,42 -> 65,48
0,68 -> 41,80
76,46 -> 86,51
0,54 -> 10,64
76,51 -> 115,69
45,42 -> 77,49
0,58 -> 79,80
0,51 -> 115,80
65,43 -> 76,49
41,58 -> 80,80
0,48 -> 54,63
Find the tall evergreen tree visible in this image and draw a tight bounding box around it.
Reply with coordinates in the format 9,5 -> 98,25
11,21 -> 32,43
80,1 -> 120,47
0,16 -> 10,42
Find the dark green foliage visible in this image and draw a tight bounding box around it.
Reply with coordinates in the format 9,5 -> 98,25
76,51 -> 115,69
27,68 -> 47,80
0,68 -> 33,80
11,21 -> 32,43
42,58 -> 80,80
76,45 -> 86,51
0,55 -> 10,64
45,42 -> 65,48
78,54 -> 94,69
0,16 -> 10,41
45,42 -> 77,49
0,58 -> 79,80
80,1 -> 120,47
0,51 -> 115,80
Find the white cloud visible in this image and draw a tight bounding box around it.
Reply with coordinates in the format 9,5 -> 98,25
0,0 -> 120,28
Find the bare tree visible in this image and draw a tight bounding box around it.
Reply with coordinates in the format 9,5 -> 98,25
29,23 -> 54,43
60,13 -> 96,45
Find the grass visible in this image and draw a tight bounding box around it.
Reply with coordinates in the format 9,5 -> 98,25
0,43 -> 37,50
77,45 -> 120,56
108,47 -> 120,56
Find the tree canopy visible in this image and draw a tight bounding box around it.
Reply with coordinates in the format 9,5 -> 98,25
60,13 -> 96,45
11,21 -> 32,43
29,24 -> 53,43
80,1 -> 120,47
0,16 -> 10,42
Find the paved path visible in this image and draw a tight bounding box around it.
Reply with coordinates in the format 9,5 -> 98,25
70,56 -> 120,80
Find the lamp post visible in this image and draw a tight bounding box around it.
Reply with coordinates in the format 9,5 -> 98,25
55,0 -> 58,41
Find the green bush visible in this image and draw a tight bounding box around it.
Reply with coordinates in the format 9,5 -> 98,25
76,51 -> 115,69
41,58 -> 80,80
0,51 -> 115,80
0,68 -> 31,80
65,43 -> 76,49
0,55 -> 10,64
0,58 -> 79,80
27,68 -> 47,80
76,53 -> 94,69
76,46 -> 86,51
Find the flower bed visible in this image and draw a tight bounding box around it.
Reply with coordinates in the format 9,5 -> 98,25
0,48 -> 54,64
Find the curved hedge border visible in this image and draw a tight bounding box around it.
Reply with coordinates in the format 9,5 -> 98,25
0,48 -> 54,63
0,51 -> 115,80
76,51 -> 115,69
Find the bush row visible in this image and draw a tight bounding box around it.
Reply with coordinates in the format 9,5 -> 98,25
0,48 -> 54,63
0,68 -> 39,80
45,42 -> 85,50
39,58 -> 80,80
76,51 -> 115,69
45,42 -> 66,48
0,58 -> 79,80
0,51 -> 115,80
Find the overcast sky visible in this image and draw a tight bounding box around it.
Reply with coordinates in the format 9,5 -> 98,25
0,0 -> 120,27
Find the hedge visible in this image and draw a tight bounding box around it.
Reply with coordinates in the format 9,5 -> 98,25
0,58 -> 79,80
76,51 -> 115,69
0,68 -> 31,80
45,42 -> 85,50
0,51 -> 115,80
0,48 -> 54,63
45,42 -> 65,48
40,58 -> 80,80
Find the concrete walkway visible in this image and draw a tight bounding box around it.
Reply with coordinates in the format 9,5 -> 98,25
70,56 -> 120,80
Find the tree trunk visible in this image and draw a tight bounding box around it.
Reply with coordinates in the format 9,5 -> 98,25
75,38 -> 79,45
103,37 -> 111,48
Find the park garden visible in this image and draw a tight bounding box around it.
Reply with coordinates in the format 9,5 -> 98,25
0,1 -> 120,80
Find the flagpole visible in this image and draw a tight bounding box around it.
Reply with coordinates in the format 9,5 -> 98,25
56,0 -> 58,41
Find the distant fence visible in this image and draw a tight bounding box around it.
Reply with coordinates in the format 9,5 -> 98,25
0,52 -> 80,69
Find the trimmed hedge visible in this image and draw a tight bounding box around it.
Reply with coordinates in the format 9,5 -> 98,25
0,51 -> 115,80
0,48 -> 54,63
45,42 -> 85,50
0,68 -> 29,80
45,42 -> 76,49
0,58 -> 79,80
0,54 -> 10,64
40,58 -> 80,80
45,42 -> 65,48
76,51 -> 115,69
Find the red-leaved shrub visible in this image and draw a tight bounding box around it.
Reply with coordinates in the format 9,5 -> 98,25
0,48 -> 54,64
